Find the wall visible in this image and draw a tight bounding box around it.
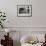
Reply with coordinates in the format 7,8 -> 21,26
0,0 -> 46,46
0,0 -> 46,28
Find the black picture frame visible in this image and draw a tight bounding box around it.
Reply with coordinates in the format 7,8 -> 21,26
17,5 -> 32,17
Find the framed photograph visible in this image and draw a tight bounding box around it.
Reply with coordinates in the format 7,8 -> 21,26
17,5 -> 32,17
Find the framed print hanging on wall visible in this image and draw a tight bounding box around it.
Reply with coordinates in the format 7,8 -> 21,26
17,5 -> 32,17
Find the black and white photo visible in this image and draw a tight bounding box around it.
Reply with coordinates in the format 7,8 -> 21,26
17,5 -> 32,17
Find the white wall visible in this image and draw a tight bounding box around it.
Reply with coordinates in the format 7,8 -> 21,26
0,1 -> 46,46
32,0 -> 46,27
0,0 -> 46,32
0,0 -> 46,27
